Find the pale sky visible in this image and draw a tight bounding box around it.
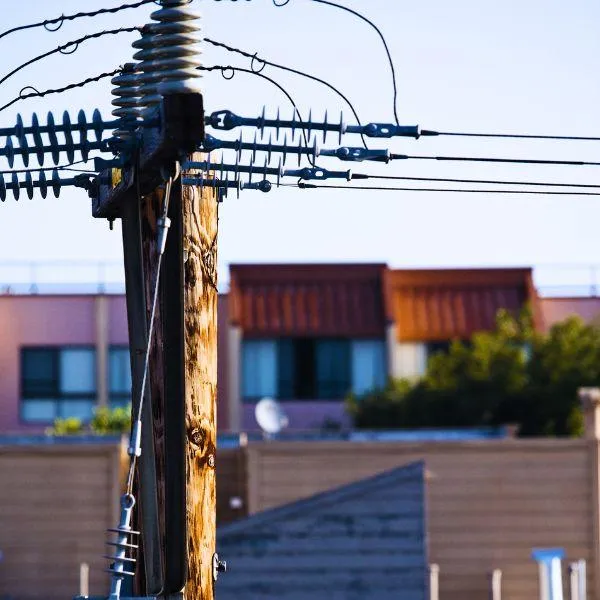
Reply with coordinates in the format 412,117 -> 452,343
0,0 -> 599,291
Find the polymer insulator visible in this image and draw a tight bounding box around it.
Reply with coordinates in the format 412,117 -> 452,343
106,494 -> 139,600
132,0 -> 202,121
0,110 -> 115,141
111,63 -> 142,141
0,169 -> 90,202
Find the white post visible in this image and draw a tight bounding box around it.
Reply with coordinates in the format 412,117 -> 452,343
79,562 -> 89,597
578,560 -> 587,600
489,569 -> 502,600
570,563 -> 579,600
429,563 -> 440,600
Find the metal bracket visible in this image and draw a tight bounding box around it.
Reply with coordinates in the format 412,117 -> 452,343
92,92 -> 204,219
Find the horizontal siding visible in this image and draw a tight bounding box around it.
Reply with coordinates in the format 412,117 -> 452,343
247,439 -> 594,600
0,443 -> 122,600
217,447 -> 248,524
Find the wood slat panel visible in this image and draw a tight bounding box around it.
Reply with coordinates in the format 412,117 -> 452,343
0,442 -> 122,600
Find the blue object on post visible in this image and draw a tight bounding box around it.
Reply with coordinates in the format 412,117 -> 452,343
532,548 -> 566,600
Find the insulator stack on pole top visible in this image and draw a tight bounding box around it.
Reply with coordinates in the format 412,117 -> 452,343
132,0 -> 202,122
110,63 -> 142,141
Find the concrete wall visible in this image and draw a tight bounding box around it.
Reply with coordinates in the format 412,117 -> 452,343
245,438 -> 596,600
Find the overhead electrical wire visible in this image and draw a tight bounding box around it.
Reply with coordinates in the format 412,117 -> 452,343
0,68 -> 122,114
389,153 -> 600,167
273,0 -> 400,126
203,37 -> 368,148
347,174 -> 600,189
0,0 -> 155,41
0,27 -> 140,87
421,128 -> 600,142
288,182 -> 600,196
0,160 -> 96,175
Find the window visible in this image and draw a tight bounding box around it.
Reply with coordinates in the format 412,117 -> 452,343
242,339 -> 278,400
109,346 -> 132,408
21,347 -> 96,423
351,340 -> 386,395
242,337 -> 385,401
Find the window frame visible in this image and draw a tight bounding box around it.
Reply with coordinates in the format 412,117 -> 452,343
20,345 -> 97,424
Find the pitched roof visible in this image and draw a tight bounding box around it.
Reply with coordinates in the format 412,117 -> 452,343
229,263 -> 388,337
217,461 -> 427,600
385,268 -> 537,342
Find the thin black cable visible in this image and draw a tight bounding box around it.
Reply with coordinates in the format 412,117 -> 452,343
0,68 -> 121,114
198,64 -> 315,163
203,37 -> 368,149
352,174 -> 600,189
391,153 -> 600,167
422,129 -> 600,141
0,160 -> 94,175
287,182 -> 600,196
309,0 -> 399,126
0,0 -> 154,41
0,27 -> 139,87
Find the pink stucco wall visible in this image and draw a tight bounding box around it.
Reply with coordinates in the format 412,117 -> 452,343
0,293 -> 230,434
0,295 -> 98,432
540,297 -> 600,331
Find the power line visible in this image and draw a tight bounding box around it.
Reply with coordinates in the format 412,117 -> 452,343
0,69 -> 121,114
390,153 -> 600,167
309,0 -> 400,126
203,37 -> 368,149
0,0 -> 154,41
421,129 -> 600,142
351,174 -> 600,189
0,160 -> 95,175
288,182 -> 600,196
0,27 -> 139,87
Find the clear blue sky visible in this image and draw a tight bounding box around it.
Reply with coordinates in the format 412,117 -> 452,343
1,0 -> 599,288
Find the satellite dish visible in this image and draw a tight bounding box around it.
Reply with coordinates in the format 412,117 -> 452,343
255,397 -> 288,437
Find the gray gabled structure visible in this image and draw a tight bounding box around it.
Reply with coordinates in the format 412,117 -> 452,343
216,461 -> 428,600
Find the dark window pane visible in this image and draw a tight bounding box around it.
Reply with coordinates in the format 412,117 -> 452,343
22,349 -> 58,396
277,338 -> 295,399
295,338 -> 316,399
316,339 -> 351,399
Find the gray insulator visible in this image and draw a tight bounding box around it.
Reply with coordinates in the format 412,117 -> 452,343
110,63 -> 142,140
133,1 -> 202,121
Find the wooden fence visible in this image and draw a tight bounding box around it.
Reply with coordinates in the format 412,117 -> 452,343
0,440 -> 123,600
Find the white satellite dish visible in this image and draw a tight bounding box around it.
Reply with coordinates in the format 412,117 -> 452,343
255,397 -> 288,437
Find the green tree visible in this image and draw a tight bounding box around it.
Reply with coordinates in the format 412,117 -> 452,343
348,309 -> 600,437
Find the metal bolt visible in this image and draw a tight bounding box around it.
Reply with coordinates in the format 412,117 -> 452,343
212,553 -> 226,581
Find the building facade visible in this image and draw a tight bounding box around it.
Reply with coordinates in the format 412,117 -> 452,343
2,263 -> 591,435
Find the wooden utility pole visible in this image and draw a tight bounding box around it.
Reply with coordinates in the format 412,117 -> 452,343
95,88 -> 219,600
137,159 -> 219,600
